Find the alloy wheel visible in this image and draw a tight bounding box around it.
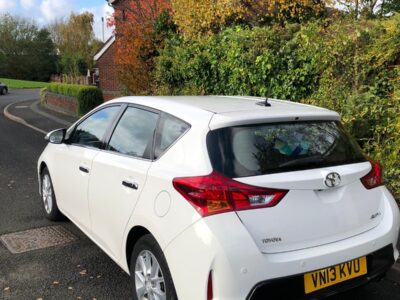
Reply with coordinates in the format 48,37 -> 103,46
135,250 -> 166,300
42,174 -> 53,214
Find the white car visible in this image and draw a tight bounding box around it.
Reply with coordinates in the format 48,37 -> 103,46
38,96 -> 399,300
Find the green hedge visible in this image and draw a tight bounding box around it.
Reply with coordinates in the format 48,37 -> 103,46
47,83 -> 104,115
155,16 -> 400,198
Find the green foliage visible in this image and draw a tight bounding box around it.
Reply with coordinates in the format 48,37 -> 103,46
77,88 -> 104,116
47,12 -> 102,76
156,24 -> 321,99
379,0 -> 400,15
47,83 -> 104,115
153,10 -> 178,39
171,0 -> 330,38
156,15 -> 400,197
60,54 -> 88,77
40,87 -> 47,104
47,82 -> 84,97
0,14 -> 57,81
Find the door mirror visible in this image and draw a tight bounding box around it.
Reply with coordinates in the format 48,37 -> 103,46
45,128 -> 66,144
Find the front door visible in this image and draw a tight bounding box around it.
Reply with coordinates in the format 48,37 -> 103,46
52,105 -> 121,231
88,106 -> 159,260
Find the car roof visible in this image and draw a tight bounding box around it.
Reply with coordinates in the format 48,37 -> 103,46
107,96 -> 340,129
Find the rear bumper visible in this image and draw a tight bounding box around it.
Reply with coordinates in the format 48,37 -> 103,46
247,244 -> 394,300
164,187 -> 399,300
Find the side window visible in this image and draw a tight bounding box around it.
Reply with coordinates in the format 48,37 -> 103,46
154,114 -> 190,159
108,107 -> 159,159
70,106 -> 120,148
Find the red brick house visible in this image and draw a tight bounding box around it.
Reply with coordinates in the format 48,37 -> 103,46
94,0 -> 127,101
94,35 -> 119,101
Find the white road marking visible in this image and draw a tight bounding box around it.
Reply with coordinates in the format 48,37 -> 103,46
3,103 -> 47,135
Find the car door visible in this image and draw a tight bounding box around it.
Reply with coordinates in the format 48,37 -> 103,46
51,105 -> 121,232
88,105 -> 160,260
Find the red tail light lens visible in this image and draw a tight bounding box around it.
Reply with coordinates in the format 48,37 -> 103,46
173,171 -> 288,217
361,161 -> 383,189
207,271 -> 213,300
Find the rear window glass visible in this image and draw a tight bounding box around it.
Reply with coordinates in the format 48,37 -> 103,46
154,114 -> 190,159
207,121 -> 366,178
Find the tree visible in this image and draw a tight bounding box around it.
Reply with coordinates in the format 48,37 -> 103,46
0,14 -> 57,81
241,0 -> 331,24
171,0 -> 243,38
47,12 -> 102,76
30,29 -> 58,81
378,0 -> 400,15
171,0 -> 332,38
110,0 -> 172,94
336,0 -> 380,18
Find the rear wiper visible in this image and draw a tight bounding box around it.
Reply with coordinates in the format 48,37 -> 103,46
279,156 -> 325,168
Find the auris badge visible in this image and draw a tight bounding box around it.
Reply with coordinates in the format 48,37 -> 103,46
324,172 -> 341,188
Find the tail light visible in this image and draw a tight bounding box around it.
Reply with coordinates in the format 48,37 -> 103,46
361,161 -> 383,189
173,171 -> 288,217
207,271 -> 213,300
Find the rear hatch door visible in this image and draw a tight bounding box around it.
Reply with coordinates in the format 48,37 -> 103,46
207,121 -> 383,253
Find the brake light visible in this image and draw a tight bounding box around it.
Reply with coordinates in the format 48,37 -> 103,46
361,161 -> 383,189
173,171 -> 288,217
207,271 -> 213,300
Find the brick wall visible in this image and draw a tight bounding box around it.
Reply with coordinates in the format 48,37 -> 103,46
45,93 -> 77,116
93,0 -> 131,101
96,42 -> 120,99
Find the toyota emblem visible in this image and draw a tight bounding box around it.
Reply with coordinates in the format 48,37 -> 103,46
324,172 -> 341,188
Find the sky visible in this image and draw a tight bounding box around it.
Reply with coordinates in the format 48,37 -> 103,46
0,0 -> 114,41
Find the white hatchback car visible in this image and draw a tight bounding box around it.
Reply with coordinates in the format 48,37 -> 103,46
38,96 -> 399,300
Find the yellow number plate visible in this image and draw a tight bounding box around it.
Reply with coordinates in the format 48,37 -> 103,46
304,256 -> 367,294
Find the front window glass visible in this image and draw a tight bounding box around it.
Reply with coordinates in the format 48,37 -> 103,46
70,106 -> 120,148
108,107 -> 159,159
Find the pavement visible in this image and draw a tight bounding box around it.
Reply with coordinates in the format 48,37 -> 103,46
0,89 -> 400,300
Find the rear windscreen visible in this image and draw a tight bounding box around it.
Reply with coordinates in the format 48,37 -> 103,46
207,121 -> 366,178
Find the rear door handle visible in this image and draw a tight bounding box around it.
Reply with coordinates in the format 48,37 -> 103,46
122,180 -> 139,190
79,166 -> 90,174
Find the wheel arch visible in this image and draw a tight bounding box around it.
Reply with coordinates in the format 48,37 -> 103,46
125,225 -> 152,271
38,161 -> 48,194
39,161 -> 48,175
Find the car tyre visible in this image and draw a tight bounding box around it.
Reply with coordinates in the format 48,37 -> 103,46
130,234 -> 178,300
41,168 -> 63,221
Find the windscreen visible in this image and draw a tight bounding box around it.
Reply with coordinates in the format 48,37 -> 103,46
207,121 -> 366,178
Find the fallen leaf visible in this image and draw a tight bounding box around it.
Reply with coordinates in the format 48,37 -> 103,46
52,281 -> 60,285
68,287 -> 73,290
4,287 -> 10,291
79,270 -> 87,275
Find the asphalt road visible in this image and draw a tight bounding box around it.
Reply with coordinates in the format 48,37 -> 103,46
0,89 -> 132,300
0,89 -> 399,300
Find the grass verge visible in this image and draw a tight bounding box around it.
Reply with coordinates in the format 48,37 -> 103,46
0,78 -> 49,89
